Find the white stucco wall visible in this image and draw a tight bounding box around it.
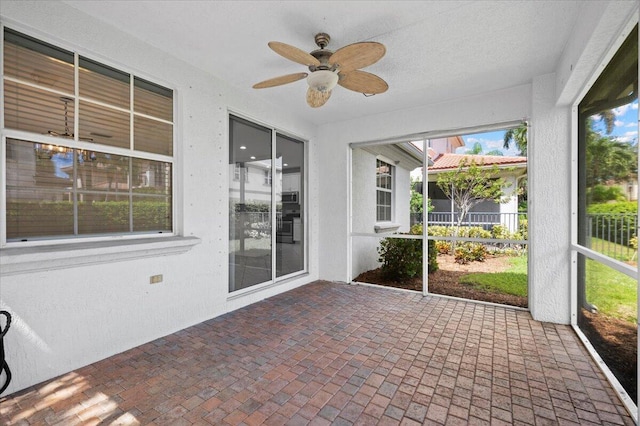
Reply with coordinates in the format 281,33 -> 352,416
351,149 -> 377,235
395,166 -> 412,233
350,147 -> 415,278
0,1 -> 320,395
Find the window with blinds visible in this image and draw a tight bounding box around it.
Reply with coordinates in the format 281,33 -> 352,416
2,28 -> 174,242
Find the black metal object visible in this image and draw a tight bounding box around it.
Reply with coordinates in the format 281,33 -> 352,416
0,311 -> 12,395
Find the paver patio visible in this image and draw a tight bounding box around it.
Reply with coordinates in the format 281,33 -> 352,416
0,281 -> 634,425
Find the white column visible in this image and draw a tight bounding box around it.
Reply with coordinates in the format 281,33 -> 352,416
528,73 -> 572,324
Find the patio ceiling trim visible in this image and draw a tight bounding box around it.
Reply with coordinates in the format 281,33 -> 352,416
348,119 -> 526,149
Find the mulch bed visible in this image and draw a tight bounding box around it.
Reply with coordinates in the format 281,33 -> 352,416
354,254 -> 528,308
579,309 -> 637,400
353,254 -> 636,399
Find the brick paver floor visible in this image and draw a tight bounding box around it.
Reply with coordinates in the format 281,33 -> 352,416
0,281 -> 634,425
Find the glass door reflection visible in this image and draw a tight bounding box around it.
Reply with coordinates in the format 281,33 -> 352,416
229,117 -> 306,292
276,134 -> 304,278
229,117 -> 273,291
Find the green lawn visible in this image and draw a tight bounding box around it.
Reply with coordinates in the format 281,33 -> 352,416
458,253 -> 636,324
459,255 -> 528,297
590,237 -> 636,263
585,259 -> 637,323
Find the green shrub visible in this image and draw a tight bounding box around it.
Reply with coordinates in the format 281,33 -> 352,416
427,240 -> 438,273
378,227 -> 438,279
518,218 -> 528,241
410,224 -> 424,235
587,202 -> 637,246
463,227 -> 491,239
425,225 -> 491,239
587,185 -> 626,203
454,243 -> 487,264
587,201 -> 637,215
630,236 -> 638,250
491,224 -> 510,240
426,225 -> 450,237
435,240 -> 451,254
378,238 -> 422,279
7,199 -> 170,239
235,202 -> 271,212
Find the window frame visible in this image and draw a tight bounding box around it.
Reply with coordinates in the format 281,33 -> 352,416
227,112 -> 308,296
0,25 -> 178,247
375,158 -> 394,222
570,20 -> 638,421
233,162 -> 249,182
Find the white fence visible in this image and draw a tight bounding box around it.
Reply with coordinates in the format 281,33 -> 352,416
410,211 -> 526,233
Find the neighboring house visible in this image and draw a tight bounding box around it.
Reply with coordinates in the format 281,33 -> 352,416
428,153 -> 527,232
427,136 -> 465,159
229,160 -> 282,206
410,136 -> 527,232
607,179 -> 638,202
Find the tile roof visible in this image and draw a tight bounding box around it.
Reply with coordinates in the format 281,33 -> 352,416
430,153 -> 527,171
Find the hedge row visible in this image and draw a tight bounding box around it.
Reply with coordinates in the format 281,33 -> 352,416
587,202 -> 637,247
7,200 -> 170,239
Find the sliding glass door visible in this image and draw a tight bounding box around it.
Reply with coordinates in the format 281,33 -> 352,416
229,115 -> 305,292
276,134 -> 305,278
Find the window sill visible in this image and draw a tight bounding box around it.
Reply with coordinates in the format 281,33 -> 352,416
374,223 -> 401,233
0,236 -> 201,276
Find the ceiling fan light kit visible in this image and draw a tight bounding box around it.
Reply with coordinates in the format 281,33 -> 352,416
307,70 -> 338,91
306,87 -> 331,108
253,33 -> 388,108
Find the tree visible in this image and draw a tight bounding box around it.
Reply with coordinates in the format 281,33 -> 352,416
465,141 -> 503,156
410,177 -> 433,218
436,159 -> 511,240
503,124 -> 528,156
596,109 -> 616,134
586,135 -> 637,187
466,141 -> 483,155
585,117 -> 637,189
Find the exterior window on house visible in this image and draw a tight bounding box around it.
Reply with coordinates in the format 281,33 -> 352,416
2,28 -> 174,242
234,163 -> 249,182
264,169 -> 272,185
376,159 -> 393,222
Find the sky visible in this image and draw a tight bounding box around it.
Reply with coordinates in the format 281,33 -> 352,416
455,100 -> 639,157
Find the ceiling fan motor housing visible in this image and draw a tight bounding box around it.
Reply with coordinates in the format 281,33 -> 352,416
314,33 -> 330,49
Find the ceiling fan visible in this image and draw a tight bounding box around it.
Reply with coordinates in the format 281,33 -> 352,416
253,33 -> 388,108
47,96 -> 93,142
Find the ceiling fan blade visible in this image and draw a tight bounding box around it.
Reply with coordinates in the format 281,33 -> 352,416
338,70 -> 388,94
268,42 -> 321,67
253,72 -> 308,89
306,87 -> 331,108
329,42 -> 385,72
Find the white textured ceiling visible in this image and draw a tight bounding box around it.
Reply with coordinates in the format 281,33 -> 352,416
63,0 -> 583,126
